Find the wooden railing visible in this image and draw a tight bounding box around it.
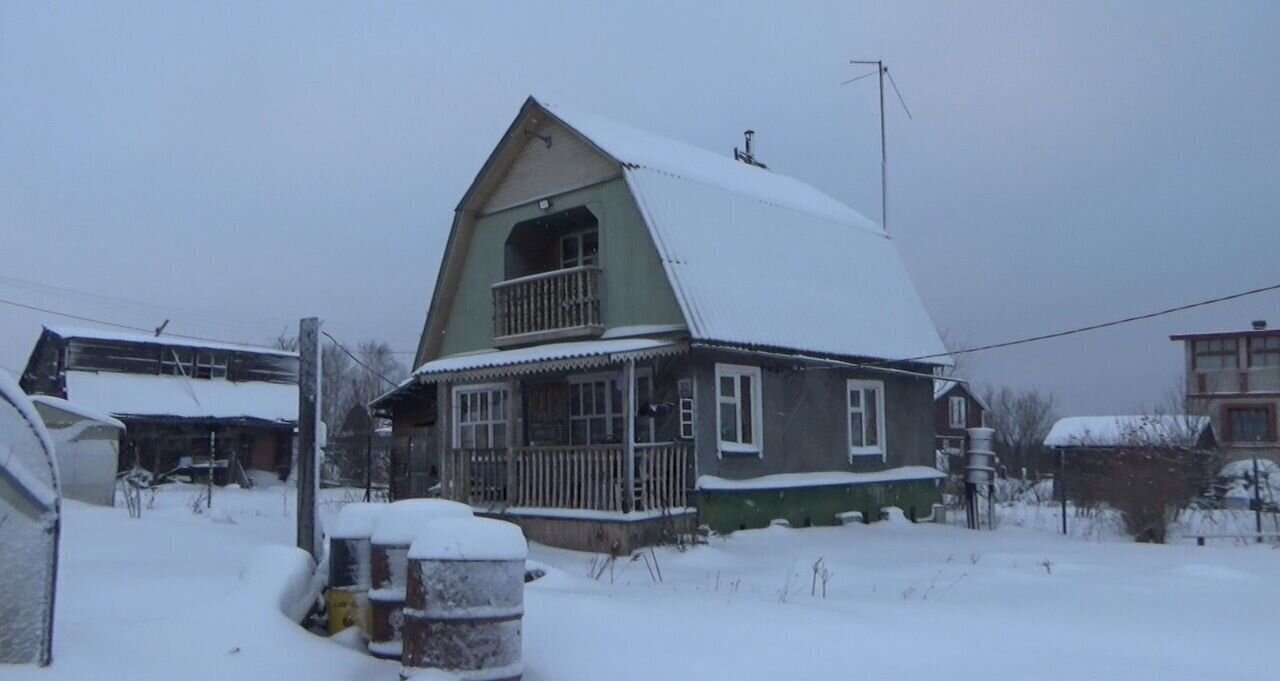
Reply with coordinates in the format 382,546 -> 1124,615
491,266 -> 602,345
634,444 -> 689,510
441,443 -> 690,513
511,445 -> 626,511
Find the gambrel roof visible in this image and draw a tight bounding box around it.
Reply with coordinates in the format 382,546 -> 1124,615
416,96 -> 949,368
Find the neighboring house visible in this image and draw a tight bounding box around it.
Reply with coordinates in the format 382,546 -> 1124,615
30,394 -> 125,506
20,326 -> 298,484
1043,414 -> 1216,504
372,96 -> 950,553
933,379 -> 988,456
1171,321 -> 1280,466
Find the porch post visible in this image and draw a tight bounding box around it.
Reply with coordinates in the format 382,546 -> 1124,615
623,359 -> 636,513
438,379 -> 450,501
505,378 -> 518,507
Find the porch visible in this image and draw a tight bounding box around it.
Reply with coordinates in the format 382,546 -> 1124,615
440,442 -> 690,512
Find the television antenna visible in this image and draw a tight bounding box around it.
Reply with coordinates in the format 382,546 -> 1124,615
843,60 -> 912,232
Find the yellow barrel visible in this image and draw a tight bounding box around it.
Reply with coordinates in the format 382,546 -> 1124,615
327,502 -> 386,636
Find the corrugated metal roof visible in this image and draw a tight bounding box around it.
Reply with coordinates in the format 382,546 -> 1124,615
539,99 -> 950,366
413,337 -> 684,382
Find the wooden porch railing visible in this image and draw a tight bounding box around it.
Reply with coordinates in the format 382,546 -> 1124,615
441,444 -> 690,512
491,265 -> 602,345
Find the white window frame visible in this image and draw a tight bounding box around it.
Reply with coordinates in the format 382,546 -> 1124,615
715,363 -> 763,456
193,352 -> 228,380
847,379 -> 886,460
452,383 -> 509,450
949,395 -> 967,429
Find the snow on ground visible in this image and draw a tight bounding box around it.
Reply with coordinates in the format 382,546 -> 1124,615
5,484 -> 1278,681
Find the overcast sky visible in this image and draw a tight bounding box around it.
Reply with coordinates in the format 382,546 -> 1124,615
3,1 -> 1279,416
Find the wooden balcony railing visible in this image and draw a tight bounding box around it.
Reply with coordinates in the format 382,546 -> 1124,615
441,444 -> 690,513
491,266 -> 602,346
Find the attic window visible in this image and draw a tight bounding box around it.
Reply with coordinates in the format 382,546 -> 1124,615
560,230 -> 599,269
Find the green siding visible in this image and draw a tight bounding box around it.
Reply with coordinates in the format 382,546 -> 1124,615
438,177 -> 686,358
697,479 -> 943,534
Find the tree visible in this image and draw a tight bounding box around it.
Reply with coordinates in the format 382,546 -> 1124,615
982,386 -> 1056,476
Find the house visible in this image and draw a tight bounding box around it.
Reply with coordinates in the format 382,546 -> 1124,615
1043,414 -> 1216,505
372,96 -> 951,553
20,326 -> 298,484
933,379 -> 988,457
1171,320 -> 1280,466
30,394 -> 125,506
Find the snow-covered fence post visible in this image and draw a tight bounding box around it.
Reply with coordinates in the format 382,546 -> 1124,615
0,373 -> 61,666
297,317 -> 322,561
403,517 -> 527,681
965,427 -> 996,530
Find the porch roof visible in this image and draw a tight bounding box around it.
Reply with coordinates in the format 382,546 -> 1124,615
411,337 -> 686,383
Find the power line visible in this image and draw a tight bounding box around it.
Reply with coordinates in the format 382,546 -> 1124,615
0,273 -> 419,354
320,330 -> 399,389
0,295 -> 287,350
898,281 -> 1280,365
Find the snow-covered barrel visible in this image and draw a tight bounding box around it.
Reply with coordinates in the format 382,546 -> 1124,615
367,499 -> 473,660
402,517 -> 528,681
327,502 -> 387,635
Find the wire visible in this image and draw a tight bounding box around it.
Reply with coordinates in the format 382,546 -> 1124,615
839,70 -> 878,86
885,67 -> 913,119
320,330 -> 399,389
896,281 -> 1280,365
0,295 -> 287,350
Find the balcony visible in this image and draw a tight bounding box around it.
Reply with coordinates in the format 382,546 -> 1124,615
492,265 -> 603,347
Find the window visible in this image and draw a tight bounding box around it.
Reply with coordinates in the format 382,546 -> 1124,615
160,349 -> 193,376
1249,336 -> 1280,368
568,370 -> 654,445
569,376 -> 620,445
1227,407 -> 1273,443
949,396 -> 967,429
453,385 -> 508,449
1193,338 -> 1238,370
559,230 -> 599,269
678,379 -> 695,439
193,353 -> 228,379
847,379 -> 886,458
715,364 -> 762,455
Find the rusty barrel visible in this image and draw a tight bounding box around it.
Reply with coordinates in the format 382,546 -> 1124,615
327,502 -> 387,636
367,499 -> 474,660
403,517 -> 528,681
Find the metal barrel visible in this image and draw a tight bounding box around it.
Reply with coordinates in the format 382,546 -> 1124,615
402,517 -> 527,681
366,499 -> 474,661
327,502 -> 386,636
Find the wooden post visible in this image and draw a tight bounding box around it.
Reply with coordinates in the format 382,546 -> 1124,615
1059,450 -> 1068,536
622,359 -> 636,513
207,430 -> 215,509
438,380 -> 450,500
505,379 -> 518,507
296,317 -> 321,561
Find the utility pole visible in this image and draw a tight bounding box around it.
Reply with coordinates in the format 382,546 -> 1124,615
297,317 -> 321,561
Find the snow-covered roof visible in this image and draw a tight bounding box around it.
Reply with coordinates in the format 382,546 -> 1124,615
46,325 -> 297,357
539,99 -> 950,366
413,337 -> 683,380
932,379 -> 989,410
1044,415 -> 1214,449
63,370 -> 298,423
29,395 -> 126,430
0,372 -> 59,513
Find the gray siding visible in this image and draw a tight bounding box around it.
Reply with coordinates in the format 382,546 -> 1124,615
481,118 -> 621,216
691,349 -> 934,480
